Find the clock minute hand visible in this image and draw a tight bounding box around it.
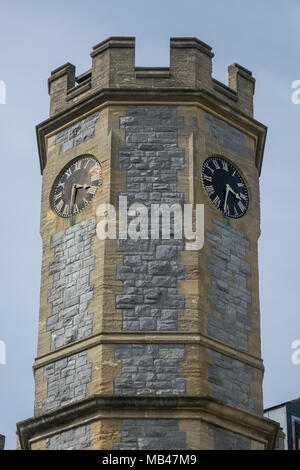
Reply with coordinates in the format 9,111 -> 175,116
223,184 -> 230,211
74,184 -> 90,190
70,184 -> 77,213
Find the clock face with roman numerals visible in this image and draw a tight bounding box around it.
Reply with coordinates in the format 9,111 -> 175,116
51,155 -> 102,218
202,156 -> 249,219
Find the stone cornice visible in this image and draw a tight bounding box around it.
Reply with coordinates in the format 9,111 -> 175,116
32,331 -> 265,373
17,395 -> 280,450
36,87 -> 267,176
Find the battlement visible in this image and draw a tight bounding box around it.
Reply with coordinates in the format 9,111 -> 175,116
48,36 -> 256,118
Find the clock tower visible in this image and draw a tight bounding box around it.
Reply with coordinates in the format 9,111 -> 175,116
17,37 -> 280,450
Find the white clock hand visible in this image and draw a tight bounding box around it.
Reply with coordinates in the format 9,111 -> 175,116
70,184 -> 76,213
224,184 -> 230,211
228,185 -> 241,200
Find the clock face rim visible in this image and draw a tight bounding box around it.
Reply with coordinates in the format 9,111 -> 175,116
50,154 -> 102,219
201,155 -> 249,219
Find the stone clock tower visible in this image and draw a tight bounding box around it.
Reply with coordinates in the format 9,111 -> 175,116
17,37 -> 280,450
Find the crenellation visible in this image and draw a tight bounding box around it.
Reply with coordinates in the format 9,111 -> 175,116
228,63 -> 256,116
48,62 -> 76,116
48,36 -> 255,118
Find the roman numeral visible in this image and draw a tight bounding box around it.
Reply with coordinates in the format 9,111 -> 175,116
234,207 -> 239,217
238,201 -> 246,212
65,168 -> 72,179
203,175 -> 212,182
54,192 -> 62,202
237,182 -> 244,188
240,193 -> 247,201
87,186 -> 97,195
62,204 -> 69,216
224,205 -> 230,216
212,159 -> 220,169
55,199 -> 64,212
205,185 -> 215,196
212,195 -> 221,208
84,160 -> 90,169
74,160 -> 82,171
89,163 -> 98,174
74,204 -> 79,214
206,165 -> 214,174
222,161 -> 228,171
83,198 -> 89,207
91,172 -> 100,182
58,182 -> 65,190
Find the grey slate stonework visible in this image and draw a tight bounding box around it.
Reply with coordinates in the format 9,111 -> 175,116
47,217 -> 96,351
208,351 -> 255,412
209,424 -> 251,450
114,106 -> 187,397
205,112 -> 246,155
207,219 -> 252,352
56,111 -> 99,154
42,351 -> 92,413
115,344 -> 186,396
117,106 -> 185,332
113,419 -> 187,450
46,424 -> 91,450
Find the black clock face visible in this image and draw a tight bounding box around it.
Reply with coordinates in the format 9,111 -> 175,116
51,155 -> 102,218
202,156 -> 249,219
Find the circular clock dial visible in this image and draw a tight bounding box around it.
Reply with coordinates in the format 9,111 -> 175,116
202,156 -> 249,218
51,155 -> 102,218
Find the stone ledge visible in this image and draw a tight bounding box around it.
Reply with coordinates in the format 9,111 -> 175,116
170,37 -> 214,58
32,330 -> 265,373
17,395 -> 280,450
66,79 -> 92,101
213,78 -> 238,102
135,68 -> 170,79
36,87 -> 267,175
91,36 -> 135,57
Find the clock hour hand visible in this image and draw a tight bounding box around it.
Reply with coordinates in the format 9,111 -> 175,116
227,184 -> 241,200
70,184 -> 89,210
230,189 -> 241,200
73,184 -> 91,209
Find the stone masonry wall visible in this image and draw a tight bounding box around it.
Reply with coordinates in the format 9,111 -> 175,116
208,424 -> 251,450
208,351 -> 255,412
114,105 -> 187,396
117,105 -> 185,331
206,219 -> 252,352
46,424 -> 91,450
42,351 -> 92,413
115,344 -> 186,395
205,112 -> 246,155
113,419 -> 187,450
56,111 -> 99,154
47,217 -> 96,351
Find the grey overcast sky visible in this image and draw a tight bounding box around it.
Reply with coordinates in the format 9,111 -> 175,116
0,0 -> 299,450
